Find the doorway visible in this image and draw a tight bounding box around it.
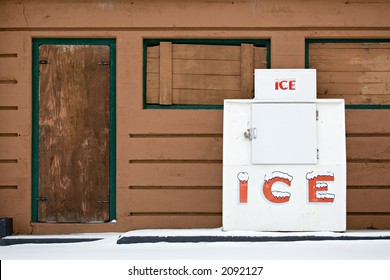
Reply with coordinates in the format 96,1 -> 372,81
32,39 -> 116,223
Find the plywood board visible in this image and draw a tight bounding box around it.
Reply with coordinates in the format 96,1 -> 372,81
38,44 -> 110,223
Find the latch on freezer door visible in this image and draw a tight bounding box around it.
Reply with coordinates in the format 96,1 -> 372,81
244,128 -> 257,141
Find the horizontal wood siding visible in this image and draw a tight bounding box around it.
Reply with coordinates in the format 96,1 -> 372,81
0,32 -> 30,234
1,1 -> 390,234
146,43 -> 267,105
346,110 -> 390,229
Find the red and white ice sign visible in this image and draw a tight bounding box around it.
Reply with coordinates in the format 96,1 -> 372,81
254,69 -> 317,101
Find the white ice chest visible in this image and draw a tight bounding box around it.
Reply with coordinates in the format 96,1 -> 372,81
222,69 -> 346,231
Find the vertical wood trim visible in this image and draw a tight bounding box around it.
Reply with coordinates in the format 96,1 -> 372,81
240,43 -> 254,99
159,42 -> 173,105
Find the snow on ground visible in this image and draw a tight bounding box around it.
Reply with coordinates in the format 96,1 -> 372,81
1,228 -> 390,260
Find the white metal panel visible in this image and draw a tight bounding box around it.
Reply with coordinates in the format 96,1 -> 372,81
251,103 -> 317,164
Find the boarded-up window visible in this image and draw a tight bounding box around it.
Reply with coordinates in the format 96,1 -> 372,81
308,41 -> 390,105
145,40 -> 269,107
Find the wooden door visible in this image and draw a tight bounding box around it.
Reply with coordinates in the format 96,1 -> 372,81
38,44 -> 110,223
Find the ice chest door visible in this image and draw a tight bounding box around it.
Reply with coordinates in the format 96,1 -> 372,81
251,103 -> 317,164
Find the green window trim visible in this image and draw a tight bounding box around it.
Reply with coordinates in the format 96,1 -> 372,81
143,38 -> 271,110
32,38 -> 116,222
305,38 -> 390,110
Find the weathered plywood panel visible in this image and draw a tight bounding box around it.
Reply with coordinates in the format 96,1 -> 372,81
309,42 -> 390,105
38,44 -> 110,223
146,44 -> 267,105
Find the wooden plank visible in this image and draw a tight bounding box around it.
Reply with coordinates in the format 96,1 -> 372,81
317,83 -> 390,96
130,215 -> 221,229
126,163 -> 222,187
309,59 -> 390,72
0,59 -> 20,79
173,44 -> 241,61
347,137 -> 390,160
310,43 -> 390,49
0,176 -> 28,188
347,163 -> 390,186
254,47 -> 268,62
146,72 -> 159,89
240,43 -> 254,99
317,71 -> 390,84
126,189 -> 221,212
127,137 -> 222,160
173,59 -> 241,75
346,110 -> 390,134
254,60 -> 268,69
347,189 -> 390,213
0,162 -> 26,178
310,47 -> 390,61
146,57 -> 159,74
172,89 -> 241,105
2,1 -> 390,29
323,95 -> 390,105
173,74 -> 240,91
0,90 -> 29,107
347,215 -> 390,230
146,88 -> 159,104
147,45 -> 160,59
0,109 -> 29,135
159,42 -> 173,105
148,88 -> 241,105
0,137 -> 26,158
127,110 -> 224,135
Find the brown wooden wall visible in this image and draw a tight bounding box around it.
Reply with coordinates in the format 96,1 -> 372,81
0,0 -> 390,234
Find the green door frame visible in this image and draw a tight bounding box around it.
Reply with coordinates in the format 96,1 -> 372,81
32,38 -> 116,222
